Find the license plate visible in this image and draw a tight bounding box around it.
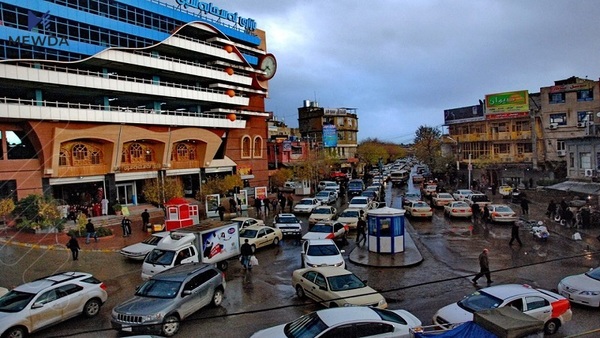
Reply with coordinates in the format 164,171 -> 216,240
122,326 -> 132,332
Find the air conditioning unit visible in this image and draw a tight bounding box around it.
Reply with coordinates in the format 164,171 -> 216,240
577,122 -> 587,128
557,150 -> 566,157
549,123 -> 559,130
585,169 -> 595,177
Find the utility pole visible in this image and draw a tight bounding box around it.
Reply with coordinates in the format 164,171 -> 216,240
468,153 -> 472,190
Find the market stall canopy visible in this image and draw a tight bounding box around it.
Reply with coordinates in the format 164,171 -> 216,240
546,181 -> 600,195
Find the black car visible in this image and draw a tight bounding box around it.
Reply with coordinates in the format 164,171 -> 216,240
510,189 -> 524,203
347,179 -> 365,197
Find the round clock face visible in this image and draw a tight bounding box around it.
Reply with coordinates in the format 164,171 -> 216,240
259,54 -> 277,80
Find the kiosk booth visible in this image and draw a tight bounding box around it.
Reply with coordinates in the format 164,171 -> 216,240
366,207 -> 406,253
164,197 -> 200,231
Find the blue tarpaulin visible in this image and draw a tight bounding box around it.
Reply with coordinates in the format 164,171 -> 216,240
413,322 -> 498,338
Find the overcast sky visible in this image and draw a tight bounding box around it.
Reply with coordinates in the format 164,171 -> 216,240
168,0 -> 600,143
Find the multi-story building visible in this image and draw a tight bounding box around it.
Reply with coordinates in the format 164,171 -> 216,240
0,0 -> 275,206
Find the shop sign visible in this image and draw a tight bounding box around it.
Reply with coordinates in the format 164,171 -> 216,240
175,1 -> 256,31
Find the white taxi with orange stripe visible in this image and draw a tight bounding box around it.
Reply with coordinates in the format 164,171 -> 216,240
433,284 -> 572,335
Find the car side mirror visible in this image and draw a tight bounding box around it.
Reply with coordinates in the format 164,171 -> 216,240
340,249 -> 346,253
31,302 -> 44,309
182,290 -> 192,296
362,279 -> 368,285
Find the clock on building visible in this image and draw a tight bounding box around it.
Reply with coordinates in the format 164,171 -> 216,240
258,53 -> 277,80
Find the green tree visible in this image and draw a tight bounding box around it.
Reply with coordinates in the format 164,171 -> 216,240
271,168 -> 294,188
12,194 -> 65,231
142,177 -> 184,206
413,126 -> 442,170
196,174 -> 243,201
356,140 -> 389,165
0,198 -> 15,225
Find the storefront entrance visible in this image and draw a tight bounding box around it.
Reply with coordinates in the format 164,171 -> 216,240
116,183 -> 136,205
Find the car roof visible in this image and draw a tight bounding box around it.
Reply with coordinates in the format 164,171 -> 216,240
242,225 -> 271,231
14,272 -> 93,293
278,213 -> 296,217
480,284 -> 545,299
316,307 -> 381,325
231,217 -> 254,221
300,197 -> 316,201
153,262 -> 214,281
305,266 -> 354,277
305,239 -> 337,246
314,205 -> 333,210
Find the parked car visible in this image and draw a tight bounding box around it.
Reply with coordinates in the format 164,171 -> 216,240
335,208 -> 361,229
120,231 -> 170,260
348,196 -> 375,211
443,201 -> 472,218
433,284 -> 572,335
452,189 -> 474,201
432,192 -> 455,207
402,192 -> 422,208
315,190 -> 337,204
292,267 -> 387,308
111,263 -> 225,337
558,266 -> 600,307
301,239 -> 345,269
274,213 -> 303,237
239,225 -> 282,252
404,200 -> 433,218
250,307 -> 422,338
303,222 -> 349,242
0,272 -> 108,338
293,197 -> 321,213
230,217 -> 265,230
309,206 -> 338,226
465,193 -> 492,208
487,204 -> 518,223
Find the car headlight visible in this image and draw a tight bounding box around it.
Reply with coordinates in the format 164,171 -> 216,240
142,313 -> 165,323
343,303 -> 357,307
378,299 -> 387,307
334,261 -> 344,267
306,262 -> 318,267
580,291 -> 600,296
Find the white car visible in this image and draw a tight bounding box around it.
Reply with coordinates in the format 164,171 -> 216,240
303,222 -> 349,242
433,284 -> 572,335
230,217 -> 265,230
558,267 -> 600,307
348,196 -> 374,211
452,189 -> 474,201
336,208 -> 361,229
432,192 -> 455,207
404,200 -> 433,218
301,239 -> 345,269
293,197 -> 321,213
0,272 -> 108,338
487,204 -> 518,223
251,307 -> 422,338
322,186 -> 339,199
315,190 -> 337,204
239,225 -> 283,252
120,232 -> 170,260
443,201 -> 472,218
274,213 -> 303,237
292,267 -> 387,308
309,206 -> 337,225
318,180 -> 339,192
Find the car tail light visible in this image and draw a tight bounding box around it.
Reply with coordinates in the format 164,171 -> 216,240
100,282 -> 107,291
221,271 -> 226,280
552,298 -> 571,317
492,212 -> 499,217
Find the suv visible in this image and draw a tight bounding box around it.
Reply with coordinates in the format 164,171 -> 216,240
0,272 -> 108,338
465,193 -> 491,208
347,179 -> 365,197
274,213 -> 303,237
112,262 -> 225,337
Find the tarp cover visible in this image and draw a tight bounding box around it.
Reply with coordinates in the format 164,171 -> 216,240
413,322 -> 497,338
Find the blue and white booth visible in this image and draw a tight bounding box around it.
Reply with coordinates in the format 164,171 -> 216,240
366,207 -> 406,253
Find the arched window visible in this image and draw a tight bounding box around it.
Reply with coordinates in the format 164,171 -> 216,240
59,150 -> 68,166
253,136 -> 263,158
189,147 -> 197,160
129,143 -> 143,161
241,136 -> 251,158
72,143 -> 88,161
177,144 -> 189,160
91,150 -> 102,164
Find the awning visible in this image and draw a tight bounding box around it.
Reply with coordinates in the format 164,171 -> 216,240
205,156 -> 236,174
546,181 -> 600,195
49,175 -> 105,185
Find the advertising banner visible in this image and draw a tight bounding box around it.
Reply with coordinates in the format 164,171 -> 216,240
235,190 -> 248,211
255,186 -> 267,200
205,194 -> 220,218
485,90 -> 529,115
201,225 -> 240,264
444,105 -> 484,125
323,125 -> 338,148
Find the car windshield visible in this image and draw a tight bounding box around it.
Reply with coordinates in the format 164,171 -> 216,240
313,208 -> 331,214
413,202 -> 428,208
348,181 -> 363,189
452,202 -> 469,207
0,290 -> 35,312
458,291 -> 502,313
340,210 -> 359,218
316,192 -> 329,197
362,191 -> 375,197
135,279 -> 182,299
142,234 -> 164,245
405,193 -> 420,199
494,206 -> 512,212
372,308 -> 408,325
310,224 -> 333,233
327,273 -> 366,291
278,216 -> 299,224
284,312 -> 328,338
325,183 -> 337,187
586,267 -> 600,280
437,194 -> 452,199
240,229 -> 258,238
145,249 -> 175,265
299,200 -> 314,205
472,195 -> 490,202
307,244 -> 340,256
350,198 -> 368,205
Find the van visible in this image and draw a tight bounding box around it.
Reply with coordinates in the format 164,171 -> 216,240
390,170 -> 409,187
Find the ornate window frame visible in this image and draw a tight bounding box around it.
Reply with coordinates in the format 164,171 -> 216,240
241,135 -> 251,159
253,136 -> 263,158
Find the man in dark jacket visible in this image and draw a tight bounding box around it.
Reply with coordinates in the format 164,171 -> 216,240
509,222 -> 522,246
472,249 -> 492,285
240,239 -> 253,270
85,219 -> 97,244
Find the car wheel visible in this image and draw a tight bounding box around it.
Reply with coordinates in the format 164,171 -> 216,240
3,326 -> 26,338
82,298 -> 102,318
273,237 -> 280,245
217,260 -> 228,271
161,315 -> 180,337
544,319 -> 560,335
295,285 -> 306,299
212,288 -> 224,306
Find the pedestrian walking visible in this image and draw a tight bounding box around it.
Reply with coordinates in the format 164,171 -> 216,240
471,202 -> 480,224
546,200 -> 556,219
356,217 -> 367,246
229,197 -> 237,214
217,204 -> 226,221
287,195 -> 294,212
264,198 -> 270,216
121,217 -> 132,237
521,198 -> 529,216
509,221 -> 522,246
279,195 -> 286,213
482,205 -> 490,225
66,234 -> 80,260
272,198 -> 279,214
141,209 -> 150,231
240,239 -> 253,270
472,248 -> 493,285
85,219 -> 98,244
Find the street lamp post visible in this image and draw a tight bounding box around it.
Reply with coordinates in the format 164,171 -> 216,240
468,153 -> 472,190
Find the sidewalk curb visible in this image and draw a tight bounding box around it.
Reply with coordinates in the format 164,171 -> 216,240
0,238 -> 119,253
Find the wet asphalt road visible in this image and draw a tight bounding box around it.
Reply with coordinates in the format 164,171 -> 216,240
1,182 -> 600,338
